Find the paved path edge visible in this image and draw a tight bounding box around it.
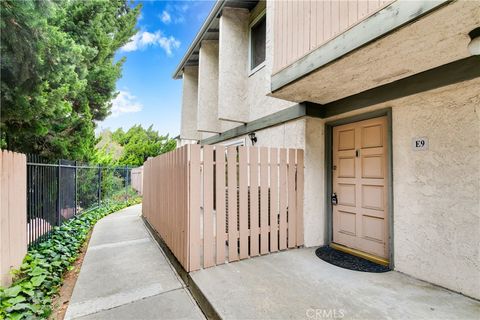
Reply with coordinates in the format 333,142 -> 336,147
142,216 -> 220,320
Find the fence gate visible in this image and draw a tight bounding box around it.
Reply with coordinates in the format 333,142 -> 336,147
143,145 -> 304,272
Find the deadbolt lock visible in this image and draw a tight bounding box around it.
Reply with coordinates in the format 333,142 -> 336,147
331,192 -> 338,205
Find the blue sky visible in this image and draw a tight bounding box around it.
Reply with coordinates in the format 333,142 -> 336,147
96,0 -> 215,137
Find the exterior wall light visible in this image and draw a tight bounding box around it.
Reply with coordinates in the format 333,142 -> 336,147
468,27 -> 480,55
248,132 -> 257,146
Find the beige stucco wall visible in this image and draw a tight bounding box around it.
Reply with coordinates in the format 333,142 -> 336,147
197,40 -> 221,133
304,117 -> 326,247
180,66 -> 201,140
391,79 -> 480,300
218,8 -> 249,124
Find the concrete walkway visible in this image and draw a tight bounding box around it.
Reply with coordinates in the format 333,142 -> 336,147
65,204 -> 204,320
191,248 -> 480,319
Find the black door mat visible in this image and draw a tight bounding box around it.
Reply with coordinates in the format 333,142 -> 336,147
315,246 -> 390,273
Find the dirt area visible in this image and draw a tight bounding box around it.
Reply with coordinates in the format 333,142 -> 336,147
50,230 -> 93,320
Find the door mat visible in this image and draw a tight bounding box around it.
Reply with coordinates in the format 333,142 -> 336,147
315,246 -> 390,273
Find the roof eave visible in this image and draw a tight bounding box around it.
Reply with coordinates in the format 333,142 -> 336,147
172,0 -> 226,80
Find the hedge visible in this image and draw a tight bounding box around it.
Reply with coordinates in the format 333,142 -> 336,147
0,198 -> 142,319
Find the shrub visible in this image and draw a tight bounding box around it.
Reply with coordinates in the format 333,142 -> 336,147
0,198 -> 142,319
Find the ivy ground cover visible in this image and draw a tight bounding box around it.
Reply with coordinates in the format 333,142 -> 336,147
0,198 -> 142,319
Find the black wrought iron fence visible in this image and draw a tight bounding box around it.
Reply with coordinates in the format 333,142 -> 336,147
27,155 -> 135,247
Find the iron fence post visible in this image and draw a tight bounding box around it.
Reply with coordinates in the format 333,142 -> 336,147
125,165 -> 128,201
74,161 -> 78,216
98,164 -> 102,206
57,159 -> 61,226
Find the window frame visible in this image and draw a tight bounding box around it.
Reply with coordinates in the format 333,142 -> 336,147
248,8 -> 267,76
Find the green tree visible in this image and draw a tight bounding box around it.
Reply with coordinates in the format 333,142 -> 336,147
0,0 -> 140,160
96,125 -> 176,166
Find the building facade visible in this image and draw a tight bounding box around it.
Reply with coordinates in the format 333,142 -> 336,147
174,0 -> 480,299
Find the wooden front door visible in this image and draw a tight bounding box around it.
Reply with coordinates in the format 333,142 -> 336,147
332,116 -> 389,260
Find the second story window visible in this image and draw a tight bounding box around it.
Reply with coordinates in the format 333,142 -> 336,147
249,12 -> 266,72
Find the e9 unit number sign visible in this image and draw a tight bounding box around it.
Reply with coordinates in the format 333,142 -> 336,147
412,137 -> 429,151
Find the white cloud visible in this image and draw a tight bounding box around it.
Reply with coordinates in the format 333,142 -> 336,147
160,10 -> 171,24
162,4 -> 189,24
110,90 -> 143,117
120,31 -> 180,56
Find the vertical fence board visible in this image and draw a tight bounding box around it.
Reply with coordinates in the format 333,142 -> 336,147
215,146 -> 226,265
270,149 -> 279,252
189,145 -> 201,271
296,149 -> 304,246
0,150 -> 27,287
249,147 -> 259,257
238,147 -> 248,259
227,146 -> 238,262
287,149 -> 297,248
279,149 -> 288,250
203,146 -> 215,268
0,151 -> 11,286
260,148 -> 269,255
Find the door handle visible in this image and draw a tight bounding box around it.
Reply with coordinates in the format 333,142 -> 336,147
331,192 -> 338,205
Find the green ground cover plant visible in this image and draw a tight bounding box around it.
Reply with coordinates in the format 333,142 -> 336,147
0,198 -> 141,319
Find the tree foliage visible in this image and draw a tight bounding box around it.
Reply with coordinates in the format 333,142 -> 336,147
96,125 -> 176,166
1,0 -> 141,161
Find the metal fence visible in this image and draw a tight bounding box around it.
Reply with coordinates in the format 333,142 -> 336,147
27,155 -> 137,247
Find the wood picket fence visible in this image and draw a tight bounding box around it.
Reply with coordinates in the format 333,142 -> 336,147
142,144 -> 304,272
0,150 -> 27,286
131,166 -> 143,195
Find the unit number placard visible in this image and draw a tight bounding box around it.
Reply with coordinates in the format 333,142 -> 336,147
412,137 -> 429,151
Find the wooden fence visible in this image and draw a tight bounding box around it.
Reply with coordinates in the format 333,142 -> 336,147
142,145 -> 304,272
131,166 -> 143,195
0,150 -> 27,286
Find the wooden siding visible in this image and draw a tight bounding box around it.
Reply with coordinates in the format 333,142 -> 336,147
0,150 -> 27,287
273,0 -> 393,73
142,145 -> 304,272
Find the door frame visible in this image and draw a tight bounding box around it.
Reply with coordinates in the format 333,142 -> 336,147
324,108 -> 394,268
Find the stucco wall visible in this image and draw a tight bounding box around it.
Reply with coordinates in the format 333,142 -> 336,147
197,40 -> 221,133
305,117 -> 326,247
218,8 -> 249,123
180,66 -> 201,140
391,79 -> 480,299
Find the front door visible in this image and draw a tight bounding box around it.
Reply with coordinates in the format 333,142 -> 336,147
332,116 -> 389,260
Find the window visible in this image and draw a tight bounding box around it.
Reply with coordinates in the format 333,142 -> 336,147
249,13 -> 266,71
223,138 -> 245,147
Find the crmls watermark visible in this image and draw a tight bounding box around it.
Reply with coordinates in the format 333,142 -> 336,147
306,308 -> 346,319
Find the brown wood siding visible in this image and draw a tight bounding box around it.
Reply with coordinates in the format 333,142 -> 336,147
273,0 -> 394,73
